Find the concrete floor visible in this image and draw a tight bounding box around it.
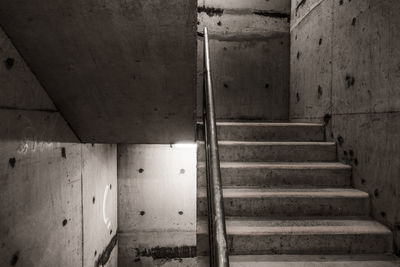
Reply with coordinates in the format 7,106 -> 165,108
197,255 -> 400,266
140,255 -> 400,266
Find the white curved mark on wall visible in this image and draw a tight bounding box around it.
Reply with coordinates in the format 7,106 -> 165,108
103,184 -> 112,229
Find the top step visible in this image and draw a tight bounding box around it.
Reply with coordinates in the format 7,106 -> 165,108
197,122 -> 325,142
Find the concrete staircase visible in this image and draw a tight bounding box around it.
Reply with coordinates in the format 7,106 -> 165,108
196,122 -> 398,266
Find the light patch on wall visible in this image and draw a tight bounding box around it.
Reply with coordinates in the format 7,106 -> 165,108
118,143 -> 197,262
103,184 -> 112,230
170,143 -> 197,148
118,144 -> 197,233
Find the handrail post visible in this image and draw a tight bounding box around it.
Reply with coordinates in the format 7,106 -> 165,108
203,27 -> 230,267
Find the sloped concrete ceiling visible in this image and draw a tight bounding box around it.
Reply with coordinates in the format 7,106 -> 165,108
0,0 -> 197,143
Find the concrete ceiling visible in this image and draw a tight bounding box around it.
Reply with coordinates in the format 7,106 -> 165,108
0,0 -> 197,143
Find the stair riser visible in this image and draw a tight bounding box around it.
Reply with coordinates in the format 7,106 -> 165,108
197,144 -> 337,162
197,197 -> 369,217
197,233 -> 392,255
197,124 -> 325,142
197,167 -> 351,188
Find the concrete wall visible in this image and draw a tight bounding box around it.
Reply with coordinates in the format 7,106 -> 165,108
118,144 -> 197,266
197,0 -> 291,121
0,28 -> 118,266
290,0 -> 400,253
83,144 -> 118,267
0,0 -> 197,144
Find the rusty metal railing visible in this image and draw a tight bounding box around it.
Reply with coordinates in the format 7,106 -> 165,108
202,27 -> 230,267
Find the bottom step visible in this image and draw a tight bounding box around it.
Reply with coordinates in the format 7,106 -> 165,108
197,254 -> 400,267
197,218 -> 392,255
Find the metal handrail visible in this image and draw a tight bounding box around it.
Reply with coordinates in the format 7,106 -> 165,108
202,27 -> 230,267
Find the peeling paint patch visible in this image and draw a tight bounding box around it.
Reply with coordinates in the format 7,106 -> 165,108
345,75 -> 355,87
337,135 -> 344,145
323,114 -> 332,125
374,189 -> 379,198
341,147 -> 358,167
135,246 -> 196,260
4,57 -> 15,69
197,6 -> 224,17
61,147 -> 66,158
296,93 -> 300,103
317,86 -> 323,99
10,251 -> 19,266
8,157 -> 16,168
96,234 -> 118,267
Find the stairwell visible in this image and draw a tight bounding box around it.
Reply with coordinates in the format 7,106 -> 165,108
196,122 -> 399,266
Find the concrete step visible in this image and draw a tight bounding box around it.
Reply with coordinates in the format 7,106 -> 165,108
197,218 -> 393,255
197,254 -> 400,266
197,141 -> 337,162
197,122 -> 325,142
197,162 -> 351,188
197,188 -> 369,217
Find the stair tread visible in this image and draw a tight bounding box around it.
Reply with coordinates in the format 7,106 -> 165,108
197,162 -> 350,169
197,217 -> 391,235
197,188 -> 368,198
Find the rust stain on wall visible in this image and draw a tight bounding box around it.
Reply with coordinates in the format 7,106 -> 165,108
95,234 -> 118,267
134,246 -> 196,261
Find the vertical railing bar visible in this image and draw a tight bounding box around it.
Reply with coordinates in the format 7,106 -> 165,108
203,27 -> 230,267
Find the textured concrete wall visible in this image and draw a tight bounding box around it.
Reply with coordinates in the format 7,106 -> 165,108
0,28 -> 118,266
197,0 -> 290,121
83,144 -> 118,267
118,144 -> 197,266
290,0 -> 400,253
0,0 -> 197,144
